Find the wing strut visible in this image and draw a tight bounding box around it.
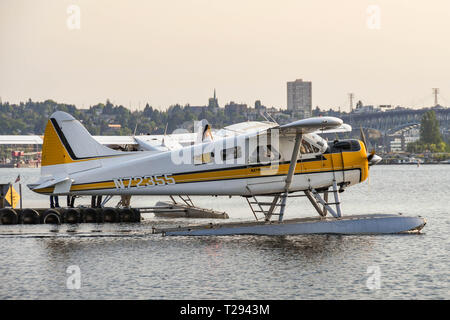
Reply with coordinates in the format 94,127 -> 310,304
277,132 -> 302,222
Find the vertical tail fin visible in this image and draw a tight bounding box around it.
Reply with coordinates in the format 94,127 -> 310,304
41,111 -> 122,174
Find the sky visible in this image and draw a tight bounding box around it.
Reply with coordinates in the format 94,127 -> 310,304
1,0 -> 450,111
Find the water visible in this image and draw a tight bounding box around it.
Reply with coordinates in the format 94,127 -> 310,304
0,166 -> 448,299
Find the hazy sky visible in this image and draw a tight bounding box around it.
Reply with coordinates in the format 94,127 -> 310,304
1,0 -> 450,111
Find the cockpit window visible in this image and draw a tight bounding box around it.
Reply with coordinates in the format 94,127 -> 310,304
300,140 -> 320,154
325,139 -> 361,153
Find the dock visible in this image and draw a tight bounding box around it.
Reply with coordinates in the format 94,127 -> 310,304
0,179 -> 231,224
0,183 -> 228,224
0,207 -> 141,224
140,201 -> 229,219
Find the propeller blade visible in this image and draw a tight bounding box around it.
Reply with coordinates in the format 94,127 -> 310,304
360,126 -> 368,151
369,154 -> 382,166
368,150 -> 376,161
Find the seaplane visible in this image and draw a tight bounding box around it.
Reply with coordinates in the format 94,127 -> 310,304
28,111 -> 426,235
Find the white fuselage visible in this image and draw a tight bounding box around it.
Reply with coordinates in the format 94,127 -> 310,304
52,133 -> 361,196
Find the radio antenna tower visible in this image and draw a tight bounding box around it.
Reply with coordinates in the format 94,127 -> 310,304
432,88 -> 439,106
348,93 -> 354,112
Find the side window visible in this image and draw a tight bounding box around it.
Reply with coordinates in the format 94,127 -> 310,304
221,146 -> 242,161
265,145 -> 281,161
194,152 -> 215,165
249,144 -> 280,163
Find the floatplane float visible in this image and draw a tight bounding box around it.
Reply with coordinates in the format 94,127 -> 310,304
28,111 -> 426,235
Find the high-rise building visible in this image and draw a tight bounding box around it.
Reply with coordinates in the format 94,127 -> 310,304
287,79 -> 312,118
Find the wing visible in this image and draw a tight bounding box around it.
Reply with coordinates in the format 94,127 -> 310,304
0,134 -> 136,146
277,117 -> 344,135
312,123 -> 352,134
0,133 -> 190,153
0,135 -> 43,144
91,136 -> 137,145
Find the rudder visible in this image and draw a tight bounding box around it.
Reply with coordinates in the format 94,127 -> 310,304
41,111 -> 123,168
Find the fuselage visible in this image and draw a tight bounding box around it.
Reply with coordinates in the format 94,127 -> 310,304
32,134 -> 369,196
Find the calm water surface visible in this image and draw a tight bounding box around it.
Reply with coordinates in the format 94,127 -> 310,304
0,165 -> 448,299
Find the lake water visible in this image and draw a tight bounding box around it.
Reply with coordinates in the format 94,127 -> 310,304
0,165 -> 448,299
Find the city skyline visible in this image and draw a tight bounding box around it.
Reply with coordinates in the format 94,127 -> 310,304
1,0 -> 450,111
0,89 -> 447,114
1,85 -> 446,113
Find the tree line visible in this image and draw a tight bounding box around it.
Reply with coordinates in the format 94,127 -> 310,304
407,110 -> 449,153
0,99 -> 248,136
1,99 -> 448,155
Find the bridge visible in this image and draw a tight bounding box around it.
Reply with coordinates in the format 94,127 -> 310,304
311,106 -> 450,152
385,123 -> 420,136
339,106 -> 449,135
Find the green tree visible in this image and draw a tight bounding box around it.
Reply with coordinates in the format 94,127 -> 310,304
407,110 -> 449,154
420,110 -> 442,144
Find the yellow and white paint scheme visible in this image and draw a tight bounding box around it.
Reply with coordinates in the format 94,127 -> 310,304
29,111 -> 376,198
25,111 -> 433,235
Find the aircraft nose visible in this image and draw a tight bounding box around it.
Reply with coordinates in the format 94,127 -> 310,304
369,154 -> 382,166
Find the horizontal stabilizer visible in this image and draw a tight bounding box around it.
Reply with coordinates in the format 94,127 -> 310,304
53,179 -> 73,194
33,176 -> 71,190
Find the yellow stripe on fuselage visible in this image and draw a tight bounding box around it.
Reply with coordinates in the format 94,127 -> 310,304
34,143 -> 368,194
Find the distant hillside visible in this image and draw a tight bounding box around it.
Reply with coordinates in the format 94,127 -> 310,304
0,99 -> 260,135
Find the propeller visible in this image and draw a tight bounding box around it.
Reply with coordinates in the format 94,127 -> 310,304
368,150 -> 376,162
360,126 -> 381,166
